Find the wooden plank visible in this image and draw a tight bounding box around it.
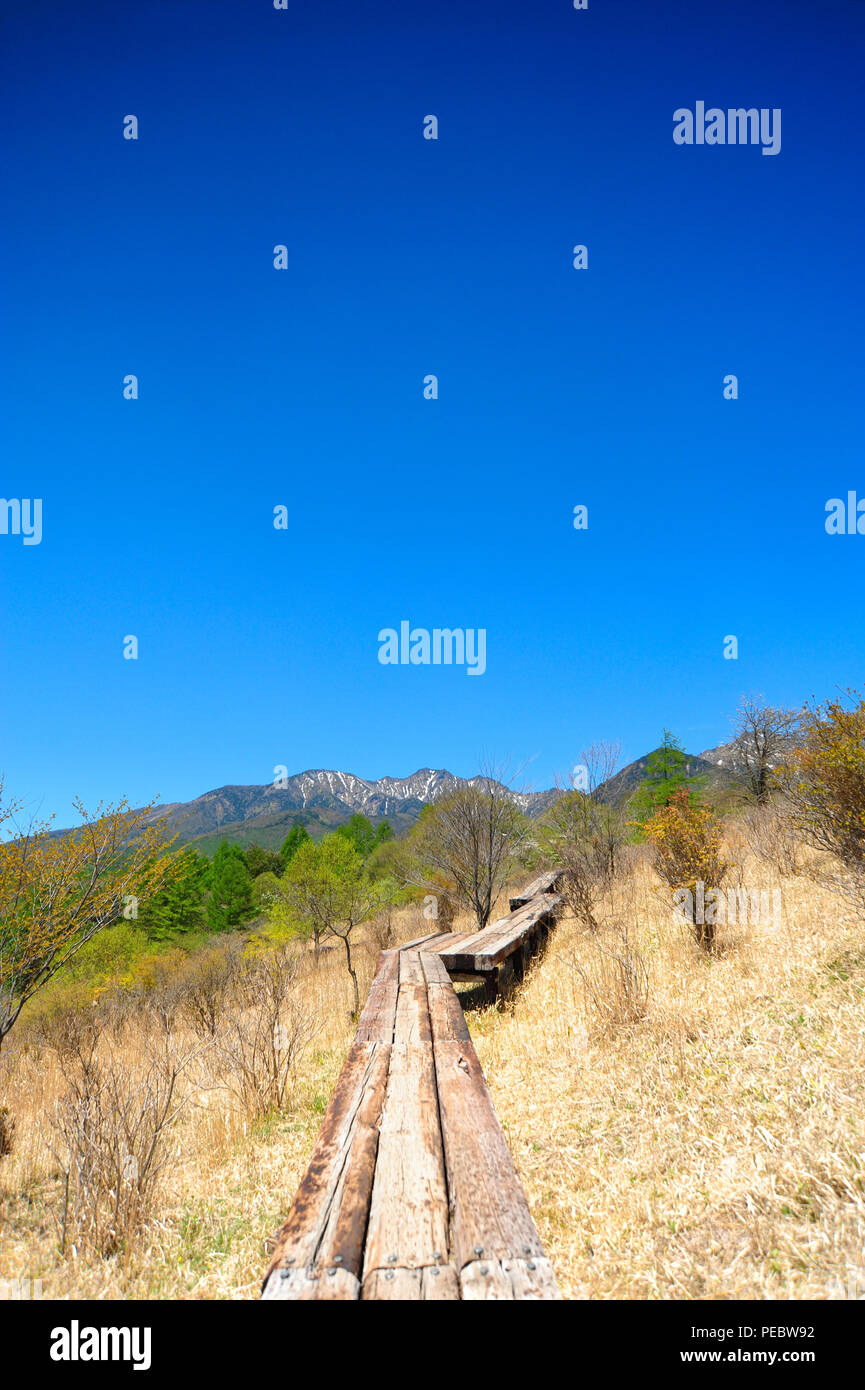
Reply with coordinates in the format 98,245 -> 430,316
426,931 -> 478,959
362,1264 -> 460,1300
372,949 -> 400,983
262,1040 -> 390,1291
355,949 -> 400,1042
399,930 -> 450,951
393,982 -> 432,1043
263,1266 -> 359,1301
470,898 -> 562,970
460,1256 -> 560,1301
433,1038 -> 545,1271
440,898 -> 562,974
363,1041 -> 449,1278
509,871 -> 563,911
436,933 -> 498,974
354,986 -> 398,1042
419,950 -> 452,986
399,950 -> 426,985
426,983 -> 471,1043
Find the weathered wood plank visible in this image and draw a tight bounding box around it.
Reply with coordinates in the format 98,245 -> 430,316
393,982 -> 432,1043
355,949 -> 400,1041
426,930 -> 480,953
420,950 -> 452,986
433,1038 -> 545,1271
363,1041 -> 449,1278
509,871 -> 563,911
355,979 -> 399,1042
362,1264 -> 460,1300
263,1040 -> 390,1290
263,1265 -> 360,1301
373,949 -> 401,982
460,1256 -> 560,1301
470,898 -> 562,970
263,902 -> 564,1303
438,897 -> 561,974
399,930 -> 450,951
426,982 -> 471,1043
399,949 -> 426,985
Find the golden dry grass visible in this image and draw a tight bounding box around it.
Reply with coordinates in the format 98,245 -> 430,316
1,847 -> 863,1301
473,851 -> 865,1299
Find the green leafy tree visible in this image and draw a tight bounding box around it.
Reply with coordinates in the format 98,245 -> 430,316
279,834 -> 391,1016
137,849 -> 209,941
207,842 -> 255,931
335,813 -> 376,858
374,820 -> 394,846
251,870 -> 285,912
279,823 -> 311,867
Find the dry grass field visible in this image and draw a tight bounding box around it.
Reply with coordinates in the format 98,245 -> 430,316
1,835 -> 863,1301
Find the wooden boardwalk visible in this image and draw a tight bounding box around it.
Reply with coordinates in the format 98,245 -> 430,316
261,874 -> 563,1302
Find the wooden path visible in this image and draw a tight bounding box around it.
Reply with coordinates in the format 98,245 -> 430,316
261,872 -> 563,1301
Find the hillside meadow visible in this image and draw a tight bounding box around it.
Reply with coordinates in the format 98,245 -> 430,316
0,833 -> 863,1301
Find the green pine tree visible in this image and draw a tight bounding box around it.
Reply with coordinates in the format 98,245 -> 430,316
245,842 -> 284,878
137,849 -> 209,942
207,842 -> 256,930
280,822 -> 311,867
374,820 -> 394,846
630,730 -> 704,824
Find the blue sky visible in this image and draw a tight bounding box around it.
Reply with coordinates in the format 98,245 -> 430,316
2,0 -> 864,822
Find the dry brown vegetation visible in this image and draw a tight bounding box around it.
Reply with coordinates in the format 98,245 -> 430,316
1,832 -> 863,1301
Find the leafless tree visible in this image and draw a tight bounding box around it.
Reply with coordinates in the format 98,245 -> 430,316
539,742 -> 626,929
410,764 -> 531,929
727,696 -> 801,802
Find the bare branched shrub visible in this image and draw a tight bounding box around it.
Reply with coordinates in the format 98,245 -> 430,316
0,1104 -> 14,1160
31,994 -> 103,1062
368,908 -> 396,953
567,921 -> 649,1035
742,801 -> 805,880
49,1031 -> 203,1258
538,743 -> 626,931
727,695 -> 802,803
213,945 -> 317,1119
181,941 -> 242,1038
129,952 -> 190,1037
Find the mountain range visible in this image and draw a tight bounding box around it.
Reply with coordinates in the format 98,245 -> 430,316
143,749 -> 737,854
